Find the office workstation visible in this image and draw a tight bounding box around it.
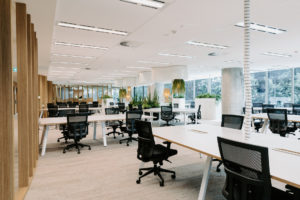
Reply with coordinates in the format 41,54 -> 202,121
1,0 -> 300,200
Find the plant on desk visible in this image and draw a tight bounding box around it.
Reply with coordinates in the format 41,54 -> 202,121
119,88 -> 127,103
172,79 -> 185,98
196,93 -> 221,102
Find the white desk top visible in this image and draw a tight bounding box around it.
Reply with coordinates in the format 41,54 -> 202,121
39,114 -> 153,126
252,113 -> 300,122
253,107 -> 293,111
41,107 -> 101,111
144,108 -> 197,113
153,124 -> 300,188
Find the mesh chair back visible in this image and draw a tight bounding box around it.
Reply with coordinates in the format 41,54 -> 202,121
47,103 -> 54,108
67,114 -> 89,139
59,103 -> 67,108
221,115 -> 244,130
79,104 -> 89,113
105,107 -> 120,115
136,120 -> 155,161
80,102 -> 86,105
217,137 -> 271,200
126,110 -> 142,132
197,105 -> 202,119
292,104 -> 300,115
109,102 -> 114,106
128,104 -> 133,111
161,106 -> 173,120
252,103 -> 263,108
59,109 -> 75,117
173,103 -> 179,109
284,103 -> 293,108
69,103 -> 76,108
138,104 -> 143,111
118,102 -> 125,109
93,101 -> 98,107
48,105 -> 59,117
267,109 -> 288,135
262,104 -> 274,113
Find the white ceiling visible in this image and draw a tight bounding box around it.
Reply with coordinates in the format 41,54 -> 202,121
25,0 -> 300,84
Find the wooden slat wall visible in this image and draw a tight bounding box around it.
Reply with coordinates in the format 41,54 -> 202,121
0,0 -> 14,199
33,31 -> 39,165
16,2 -> 30,188
48,81 -> 53,103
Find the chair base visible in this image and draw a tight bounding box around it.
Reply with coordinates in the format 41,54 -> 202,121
106,128 -> 124,139
57,136 -> 68,143
119,136 -> 137,146
212,159 -> 223,172
136,164 -> 176,187
63,142 -> 91,154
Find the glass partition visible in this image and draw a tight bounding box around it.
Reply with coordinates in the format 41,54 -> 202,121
195,79 -> 208,96
185,81 -> 194,102
251,72 -> 266,103
211,77 -> 221,96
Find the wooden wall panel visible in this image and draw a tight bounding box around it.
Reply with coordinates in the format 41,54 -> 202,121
48,81 -> 53,103
33,34 -> 39,162
0,0 -> 14,199
16,2 -> 29,188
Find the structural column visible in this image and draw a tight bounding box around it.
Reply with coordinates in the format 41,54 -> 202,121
16,2 -> 29,187
222,68 -> 244,115
0,0 -> 14,199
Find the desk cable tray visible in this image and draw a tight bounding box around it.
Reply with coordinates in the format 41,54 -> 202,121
273,148 -> 300,156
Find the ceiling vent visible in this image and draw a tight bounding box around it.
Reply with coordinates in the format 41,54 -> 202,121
120,41 -> 141,48
208,52 -> 218,56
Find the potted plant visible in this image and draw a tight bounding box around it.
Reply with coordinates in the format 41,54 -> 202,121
119,88 -> 127,103
172,79 -> 185,109
195,93 -> 221,120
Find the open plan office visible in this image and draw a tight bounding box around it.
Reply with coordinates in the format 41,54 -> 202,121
1,0 -> 300,200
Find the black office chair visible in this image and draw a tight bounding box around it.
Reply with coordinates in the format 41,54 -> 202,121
48,105 -> 59,117
214,114 -> 244,172
137,104 -> 143,111
267,109 -> 296,137
190,101 -> 195,109
57,109 -> 75,143
262,104 -> 275,113
161,106 -> 175,126
92,101 -> 99,108
117,102 -> 126,113
59,103 -> 67,108
243,107 -> 263,132
217,137 -> 293,200
120,110 -> 142,146
73,102 -> 79,106
188,105 -> 201,124
63,114 -> 91,154
292,104 -> 300,115
68,103 -> 76,108
135,120 -> 177,187
109,102 -> 114,106
128,104 -> 133,111
105,108 -> 123,139
80,101 -> 86,105
79,104 -> 89,114
47,103 -> 55,108
67,101 -> 72,106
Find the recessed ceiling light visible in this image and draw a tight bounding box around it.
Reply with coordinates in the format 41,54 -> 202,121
55,42 -> 108,50
262,52 -> 291,58
137,60 -> 169,65
52,53 -> 95,59
127,66 -> 152,69
120,0 -> 164,9
235,22 -> 286,34
57,22 -> 128,36
158,53 -> 193,59
186,41 -> 228,49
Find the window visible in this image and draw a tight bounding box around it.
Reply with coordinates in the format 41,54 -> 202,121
268,69 -> 292,106
195,79 -> 208,96
83,86 -> 87,99
69,87 -> 73,99
143,86 -> 148,98
211,77 -> 221,96
112,88 -> 119,101
98,86 -> 103,98
88,86 -> 93,99
295,68 -> 300,104
185,80 -> 194,102
93,87 -> 97,101
164,83 -> 172,94
65,87 -> 69,100
61,87 -> 64,100
134,86 -> 144,99
251,72 -> 266,103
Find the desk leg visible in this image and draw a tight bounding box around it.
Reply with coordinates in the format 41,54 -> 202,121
261,120 -> 268,133
251,118 -> 256,132
93,122 -> 97,140
150,112 -> 153,122
184,113 -> 187,125
40,125 -> 49,156
195,111 -> 198,124
198,156 -> 212,200
101,121 -> 107,147
39,110 -> 44,119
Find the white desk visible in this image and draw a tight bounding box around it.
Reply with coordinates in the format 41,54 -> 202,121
39,114 -> 153,156
153,124 -> 300,200
143,108 -> 197,125
40,107 -> 102,118
253,107 -> 293,112
251,113 -> 300,133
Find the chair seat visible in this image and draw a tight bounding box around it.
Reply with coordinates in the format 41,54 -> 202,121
107,121 -> 120,127
152,144 -> 177,161
271,187 -> 293,200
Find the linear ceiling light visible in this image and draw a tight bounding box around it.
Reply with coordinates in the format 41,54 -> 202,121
57,22 -> 128,36
55,42 -> 108,50
51,61 -> 89,66
158,53 -> 193,59
186,41 -> 228,49
235,22 -> 286,34
52,53 -> 95,59
120,0 -> 164,9
262,52 -> 292,58
127,66 -> 152,69
137,60 -> 169,65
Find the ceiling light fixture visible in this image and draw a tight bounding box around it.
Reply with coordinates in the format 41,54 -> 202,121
52,53 -> 95,59
158,53 -> 193,59
51,61 -> 89,66
235,22 -> 286,34
137,60 -> 169,65
262,52 -> 292,58
127,66 -> 152,69
55,42 -> 108,50
57,22 -> 128,36
120,0 -> 164,9
186,41 -> 228,49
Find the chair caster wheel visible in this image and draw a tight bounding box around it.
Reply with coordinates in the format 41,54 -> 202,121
171,174 -> 176,179
77,151 -> 80,154
63,150 -> 66,154
57,139 -> 60,142
160,181 -> 164,187
216,169 -> 221,172
126,143 -> 129,146
139,171 -> 143,175
88,147 -> 91,150
119,141 -> 122,144
136,179 -> 141,184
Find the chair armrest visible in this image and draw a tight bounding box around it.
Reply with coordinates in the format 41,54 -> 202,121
163,141 -> 171,149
